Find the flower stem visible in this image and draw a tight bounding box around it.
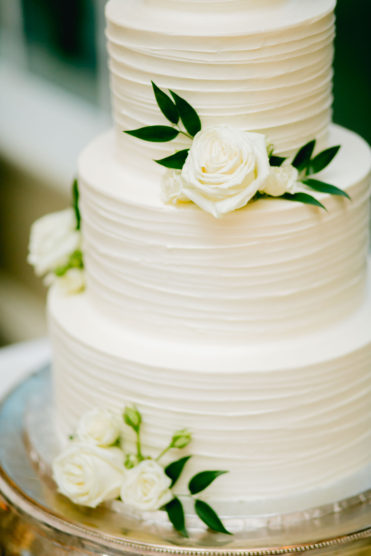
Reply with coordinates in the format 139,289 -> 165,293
156,444 -> 172,462
177,129 -> 193,140
136,430 -> 144,462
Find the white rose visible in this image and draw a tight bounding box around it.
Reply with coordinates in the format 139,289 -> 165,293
121,460 -> 173,512
57,268 -> 86,295
28,208 -> 81,276
161,170 -> 189,205
180,125 -> 270,218
76,408 -> 122,447
53,444 -> 125,508
260,164 -> 299,197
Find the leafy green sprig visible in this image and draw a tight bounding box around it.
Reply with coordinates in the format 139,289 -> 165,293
125,82 -> 349,212
123,406 -> 231,537
163,458 -> 231,537
269,140 -> 350,210
125,82 -> 201,170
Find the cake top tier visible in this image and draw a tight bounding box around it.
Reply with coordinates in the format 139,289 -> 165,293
106,0 -> 336,160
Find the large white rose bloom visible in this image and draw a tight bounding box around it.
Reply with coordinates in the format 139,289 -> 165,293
180,125 -> 270,218
260,164 -> 299,197
121,460 -> 173,512
28,208 -> 80,276
53,444 -> 125,508
76,408 -> 122,447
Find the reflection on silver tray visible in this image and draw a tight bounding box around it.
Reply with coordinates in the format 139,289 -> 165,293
0,366 -> 370,555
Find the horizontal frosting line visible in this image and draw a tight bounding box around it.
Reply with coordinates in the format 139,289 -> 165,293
117,29 -> 335,62
108,48 -> 334,81
110,63 -> 333,96
107,38 -> 333,70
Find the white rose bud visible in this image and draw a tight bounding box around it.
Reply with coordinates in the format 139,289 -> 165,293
28,208 -> 81,277
180,125 -> 270,218
76,408 -> 122,447
171,429 -> 192,449
260,164 -> 299,197
53,444 -> 125,508
57,268 -> 86,295
121,460 -> 173,512
161,170 -> 189,205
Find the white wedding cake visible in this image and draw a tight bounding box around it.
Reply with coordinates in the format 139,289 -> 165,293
29,0 -> 371,533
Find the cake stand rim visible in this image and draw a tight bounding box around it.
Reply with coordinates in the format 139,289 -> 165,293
0,366 -> 370,555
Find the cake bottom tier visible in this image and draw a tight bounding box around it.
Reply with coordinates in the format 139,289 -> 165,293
49,267 -> 371,516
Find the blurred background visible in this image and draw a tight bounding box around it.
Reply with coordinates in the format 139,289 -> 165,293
0,0 -> 370,347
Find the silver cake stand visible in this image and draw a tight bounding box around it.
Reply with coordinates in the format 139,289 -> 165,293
0,367 -> 370,555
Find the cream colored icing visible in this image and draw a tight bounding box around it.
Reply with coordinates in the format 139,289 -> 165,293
78,124 -> 371,343
49,264 -> 371,515
105,0 -> 335,160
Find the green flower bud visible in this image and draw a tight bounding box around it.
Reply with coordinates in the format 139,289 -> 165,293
124,453 -> 137,469
124,405 -> 142,432
171,429 -> 192,449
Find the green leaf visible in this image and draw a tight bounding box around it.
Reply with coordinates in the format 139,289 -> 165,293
306,145 -> 341,175
164,498 -> 188,538
124,126 -> 179,142
194,500 -> 232,535
302,178 -> 351,200
155,149 -> 189,170
292,140 -> 316,171
170,90 -> 201,137
165,456 -> 191,487
269,155 -> 286,167
282,192 -> 327,211
188,471 -> 228,495
72,179 -> 81,231
152,82 -> 179,125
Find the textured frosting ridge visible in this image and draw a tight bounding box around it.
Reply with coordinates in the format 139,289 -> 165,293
78,125 -> 371,342
106,0 -> 335,160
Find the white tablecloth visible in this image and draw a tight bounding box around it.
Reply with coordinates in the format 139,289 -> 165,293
0,338 -> 50,398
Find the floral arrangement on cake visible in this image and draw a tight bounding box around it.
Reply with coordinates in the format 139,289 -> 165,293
125,82 -> 350,218
28,180 -> 85,294
53,405 -> 231,537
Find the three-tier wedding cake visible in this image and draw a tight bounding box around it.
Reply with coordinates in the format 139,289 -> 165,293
29,0 -> 371,534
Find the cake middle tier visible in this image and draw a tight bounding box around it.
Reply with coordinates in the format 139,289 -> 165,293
78,124 -> 371,343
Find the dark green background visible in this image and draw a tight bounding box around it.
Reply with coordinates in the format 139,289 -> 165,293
334,0 -> 371,143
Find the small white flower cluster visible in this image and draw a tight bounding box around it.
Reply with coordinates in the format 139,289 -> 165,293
162,125 -> 300,218
53,408 -> 180,511
28,208 -> 85,294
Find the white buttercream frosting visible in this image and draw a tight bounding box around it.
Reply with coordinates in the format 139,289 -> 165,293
77,124 -> 371,343
105,0 -> 335,167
